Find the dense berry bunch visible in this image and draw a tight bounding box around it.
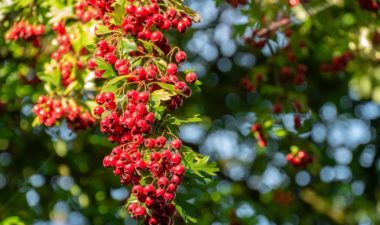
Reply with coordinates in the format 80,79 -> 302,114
86,0 -> 115,20
5,21 -> 44,46
102,138 -> 185,224
95,91 -> 153,143
357,0 -> 379,11
51,22 -> 72,61
86,0 -> 200,223
32,95 -> 95,130
320,52 -> 353,74
121,2 -> 193,35
95,87 -> 188,223
286,149 -> 314,167
51,21 -> 87,87
75,1 -> 96,22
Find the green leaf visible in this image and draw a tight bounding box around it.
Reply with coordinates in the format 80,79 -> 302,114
155,59 -> 168,71
192,79 -> 202,93
139,40 -> 153,53
131,58 -> 143,68
150,89 -> 175,120
1,216 -> 25,225
101,75 -> 130,92
154,82 -> 176,92
40,63 -> 61,87
272,126 -> 287,138
151,43 -> 165,56
169,114 -> 202,126
175,194 -> 199,224
95,58 -> 116,78
96,25 -> 114,36
260,84 -> 284,95
120,38 -> 138,55
109,1 -> 125,24
63,81 -> 79,95
182,146 -> 219,181
32,117 -> 40,127
85,43 -> 97,53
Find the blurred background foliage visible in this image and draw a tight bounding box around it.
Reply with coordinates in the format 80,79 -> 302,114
1,0 -> 380,225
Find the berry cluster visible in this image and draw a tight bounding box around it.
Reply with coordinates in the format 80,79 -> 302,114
251,123 -> 267,148
357,0 -> 379,11
32,95 -> 95,130
51,22 -> 72,61
86,0 -> 200,223
88,40 -> 118,78
94,89 -> 190,222
121,3 -> 193,35
51,21 -> 87,87
225,0 -> 248,7
102,138 -> 185,224
320,52 -> 353,74
5,21 -> 44,46
75,1 -> 96,22
86,0 -> 115,21
286,149 -> 314,167
95,91 -> 153,143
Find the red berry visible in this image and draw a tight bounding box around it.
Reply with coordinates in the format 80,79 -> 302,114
118,65 -> 129,75
94,106 -> 104,116
171,174 -> 182,185
96,93 -> 106,105
136,6 -> 147,18
132,185 -> 144,196
174,81 -> 187,91
185,72 -> 197,84
171,153 -> 182,165
125,4 -> 137,14
175,51 -> 187,63
155,136 -> 166,148
144,138 -> 156,149
133,206 -> 146,218
151,31 -> 163,42
166,63 -> 178,75
165,8 -> 177,20
157,177 -> 169,189
34,24 -> 45,35
124,163 -> 136,174
138,91 -> 150,103
171,164 -> 185,176
144,184 -> 156,197
104,52 -> 117,64
114,59 -> 128,69
104,92 -> 115,102
52,22 -> 65,34
171,139 -> 182,149
164,192 -> 175,202
128,203 -> 138,214
135,160 -> 147,170
177,21 -> 187,33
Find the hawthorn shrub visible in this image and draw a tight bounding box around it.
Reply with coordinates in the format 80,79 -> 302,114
1,0 -> 380,225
